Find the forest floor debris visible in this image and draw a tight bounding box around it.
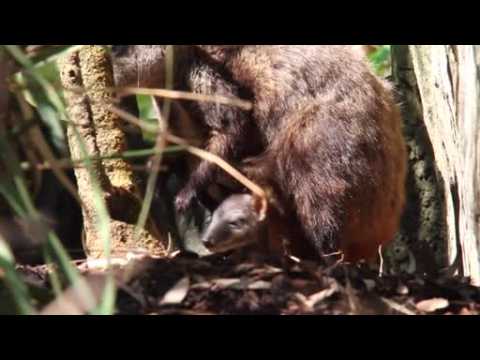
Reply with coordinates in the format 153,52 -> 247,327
10,254 -> 480,315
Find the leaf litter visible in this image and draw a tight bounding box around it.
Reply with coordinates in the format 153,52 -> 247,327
12,252 -> 480,315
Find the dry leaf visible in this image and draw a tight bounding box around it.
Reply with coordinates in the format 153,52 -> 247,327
250,265 -> 283,276
380,297 -> 416,315
234,263 -> 256,273
190,282 -> 212,290
234,280 -> 271,290
295,283 -> 340,311
159,277 -> 190,305
212,278 -> 242,288
306,284 -> 339,308
416,298 -> 449,313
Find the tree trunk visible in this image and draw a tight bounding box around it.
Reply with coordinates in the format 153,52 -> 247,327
393,45 -> 480,285
58,46 -> 168,259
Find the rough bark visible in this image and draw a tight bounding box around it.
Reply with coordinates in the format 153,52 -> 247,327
394,45 -> 480,285
391,46 -> 447,275
58,46 -> 168,259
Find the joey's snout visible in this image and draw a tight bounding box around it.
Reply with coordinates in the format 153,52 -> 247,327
201,194 -> 262,253
201,224 -> 227,249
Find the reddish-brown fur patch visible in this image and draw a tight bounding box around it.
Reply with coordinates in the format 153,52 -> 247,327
112,45 -> 407,263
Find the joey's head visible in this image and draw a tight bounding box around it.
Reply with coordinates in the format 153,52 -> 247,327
202,194 -> 264,253
111,45 -> 170,89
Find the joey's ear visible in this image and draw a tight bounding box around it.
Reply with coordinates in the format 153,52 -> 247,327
252,194 -> 268,222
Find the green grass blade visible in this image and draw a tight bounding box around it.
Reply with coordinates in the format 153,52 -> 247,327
0,240 -> 35,315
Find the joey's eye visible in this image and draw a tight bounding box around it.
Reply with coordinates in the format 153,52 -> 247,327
228,218 -> 247,229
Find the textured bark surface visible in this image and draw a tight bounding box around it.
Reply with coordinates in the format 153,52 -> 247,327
77,47 -> 137,199
58,46 -> 167,259
399,45 -> 480,285
391,46 -> 447,275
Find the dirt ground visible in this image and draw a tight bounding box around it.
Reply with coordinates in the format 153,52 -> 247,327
11,252 -> 480,315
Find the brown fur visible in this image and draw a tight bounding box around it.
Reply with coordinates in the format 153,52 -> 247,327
112,45 -> 407,262
111,45 -> 261,206
197,45 -> 407,262
202,192 -> 313,259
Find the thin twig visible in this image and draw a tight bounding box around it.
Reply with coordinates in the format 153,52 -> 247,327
378,245 -> 384,278
117,87 -> 253,111
58,79 -> 264,217
380,297 -> 416,315
111,105 -> 268,220
57,82 -> 252,112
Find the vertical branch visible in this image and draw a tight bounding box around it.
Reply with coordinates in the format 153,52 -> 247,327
475,46 -> 480,265
59,46 -> 168,259
409,45 -> 459,268
455,46 -> 480,283
78,47 -> 137,200
391,46 -> 447,274
408,45 -> 480,285
59,50 -> 108,258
